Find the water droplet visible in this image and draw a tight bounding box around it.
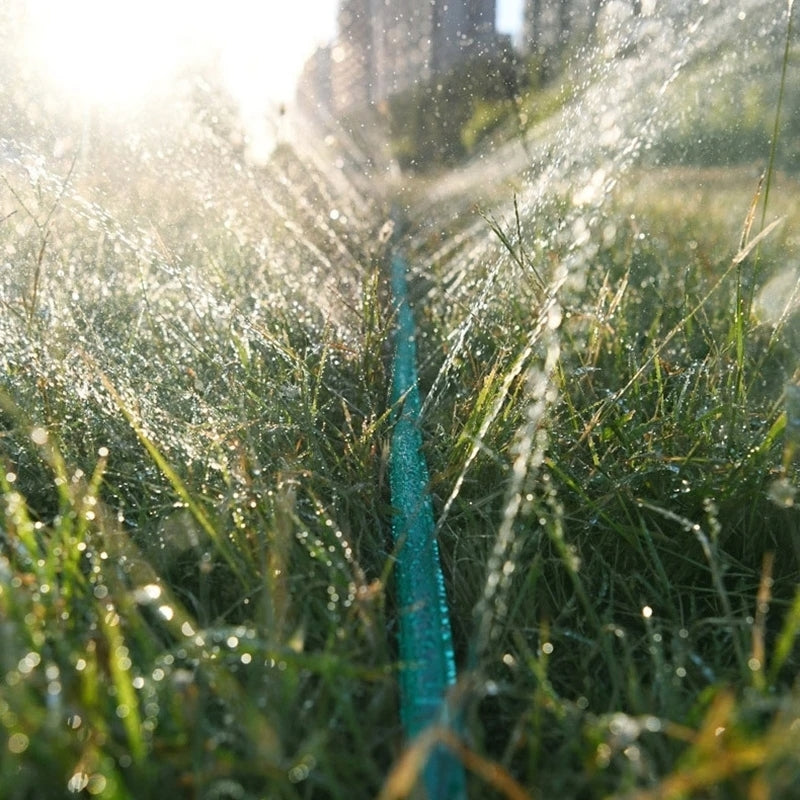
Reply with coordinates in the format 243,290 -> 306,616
6,730 -> 29,755
768,478 -> 795,508
67,772 -> 89,793
134,584 -> 162,603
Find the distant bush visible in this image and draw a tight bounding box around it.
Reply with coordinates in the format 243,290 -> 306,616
387,47 -> 528,170
654,54 -> 800,171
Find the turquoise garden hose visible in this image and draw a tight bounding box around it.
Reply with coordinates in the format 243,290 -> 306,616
388,251 -> 467,799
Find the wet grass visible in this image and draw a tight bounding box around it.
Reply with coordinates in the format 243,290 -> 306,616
4,138 -> 800,798
3,8 -> 800,797
0,130 -> 400,799
404,164 -> 800,799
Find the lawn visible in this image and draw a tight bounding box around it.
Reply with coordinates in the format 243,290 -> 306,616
2,4 -> 800,799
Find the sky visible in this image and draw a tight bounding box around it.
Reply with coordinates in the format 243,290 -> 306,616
302,0 -> 525,51
497,0 -> 526,37
20,0 -> 525,115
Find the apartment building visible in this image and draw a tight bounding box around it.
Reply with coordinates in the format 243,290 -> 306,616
330,0 -> 498,114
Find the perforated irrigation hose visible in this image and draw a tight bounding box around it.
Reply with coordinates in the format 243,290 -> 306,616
388,249 -> 467,799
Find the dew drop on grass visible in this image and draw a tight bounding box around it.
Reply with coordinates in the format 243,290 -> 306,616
643,716 -> 662,733
768,477 -> 796,508
7,732 -> 28,754
17,652 -> 40,675
114,647 -> 132,671
86,774 -> 107,795
133,584 -> 162,603
67,772 -> 89,793
30,427 -> 48,445
288,763 -> 311,783
609,712 -> 641,744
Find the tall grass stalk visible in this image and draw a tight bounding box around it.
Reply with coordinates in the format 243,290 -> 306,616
759,0 -> 796,236
734,0 -> 796,405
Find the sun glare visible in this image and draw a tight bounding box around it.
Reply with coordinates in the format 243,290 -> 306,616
23,0 -> 197,109
22,1 -> 335,113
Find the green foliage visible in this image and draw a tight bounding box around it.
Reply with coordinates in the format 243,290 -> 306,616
387,49 -> 528,170
401,163 -> 800,797
655,50 -> 800,172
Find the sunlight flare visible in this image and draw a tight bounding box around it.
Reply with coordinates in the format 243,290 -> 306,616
21,0 -> 333,112
22,0 -> 196,108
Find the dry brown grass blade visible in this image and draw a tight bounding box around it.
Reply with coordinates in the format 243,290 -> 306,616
739,172 -> 765,251
732,216 -> 784,266
625,692 -> 767,800
751,551 -> 774,690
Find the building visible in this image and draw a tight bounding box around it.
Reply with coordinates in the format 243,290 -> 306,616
371,0 -> 435,102
523,0 -> 597,59
296,45 -> 333,117
329,0 -> 499,115
523,1 -> 646,64
431,0 -> 497,74
331,0 -> 374,112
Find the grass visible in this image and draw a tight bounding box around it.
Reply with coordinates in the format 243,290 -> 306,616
5,142 -> 800,800
3,7 -> 800,800
399,162 -> 800,797
0,122 -> 400,799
